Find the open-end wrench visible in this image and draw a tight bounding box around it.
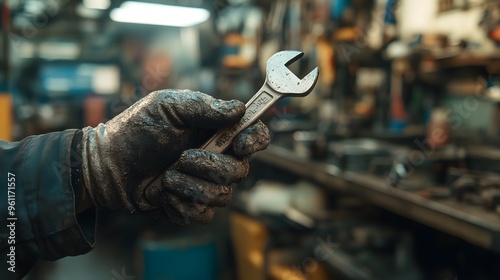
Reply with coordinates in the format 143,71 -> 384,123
143,50 -> 319,207
201,50 -> 319,153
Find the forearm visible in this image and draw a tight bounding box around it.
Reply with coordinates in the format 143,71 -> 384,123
0,130 -> 96,278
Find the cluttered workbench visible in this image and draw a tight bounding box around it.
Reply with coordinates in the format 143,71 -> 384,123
255,144 -> 500,253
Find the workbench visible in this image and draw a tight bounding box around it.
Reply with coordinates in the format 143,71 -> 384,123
255,145 -> 500,253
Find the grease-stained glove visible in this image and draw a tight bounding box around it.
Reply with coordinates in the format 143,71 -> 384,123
81,89 -> 270,224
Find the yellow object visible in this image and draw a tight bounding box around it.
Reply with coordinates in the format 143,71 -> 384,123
317,38 -> 336,86
0,94 -> 13,141
230,213 -> 331,280
230,213 -> 268,280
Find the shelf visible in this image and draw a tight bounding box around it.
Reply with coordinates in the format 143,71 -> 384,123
255,145 -> 500,253
435,54 -> 500,70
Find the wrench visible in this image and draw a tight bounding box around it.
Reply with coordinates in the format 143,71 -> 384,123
143,50 -> 319,206
201,50 -> 319,153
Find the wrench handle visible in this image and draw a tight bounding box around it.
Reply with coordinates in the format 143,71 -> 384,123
200,84 -> 281,153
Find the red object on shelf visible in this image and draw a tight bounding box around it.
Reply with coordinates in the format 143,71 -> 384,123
489,26 -> 500,42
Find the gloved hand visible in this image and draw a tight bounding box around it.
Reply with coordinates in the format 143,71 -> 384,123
81,89 -> 270,224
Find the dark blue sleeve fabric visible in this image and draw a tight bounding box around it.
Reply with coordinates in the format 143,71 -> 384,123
0,130 -> 95,279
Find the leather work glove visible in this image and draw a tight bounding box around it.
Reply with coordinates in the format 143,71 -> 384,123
81,89 -> 270,224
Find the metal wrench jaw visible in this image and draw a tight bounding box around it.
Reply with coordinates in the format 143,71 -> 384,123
265,50 -> 320,97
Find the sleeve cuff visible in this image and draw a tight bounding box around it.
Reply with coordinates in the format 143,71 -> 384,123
2,129 -> 96,261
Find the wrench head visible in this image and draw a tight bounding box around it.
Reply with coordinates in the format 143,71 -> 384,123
266,50 -> 319,97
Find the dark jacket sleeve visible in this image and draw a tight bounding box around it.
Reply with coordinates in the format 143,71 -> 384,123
0,130 -> 96,279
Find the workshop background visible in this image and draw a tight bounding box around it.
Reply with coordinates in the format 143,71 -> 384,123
2,0 -> 500,279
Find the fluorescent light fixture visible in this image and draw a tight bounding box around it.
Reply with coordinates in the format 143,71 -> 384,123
110,1 -> 210,27
83,0 -> 111,10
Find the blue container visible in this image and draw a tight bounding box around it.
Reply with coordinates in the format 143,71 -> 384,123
330,0 -> 350,20
142,237 -> 219,280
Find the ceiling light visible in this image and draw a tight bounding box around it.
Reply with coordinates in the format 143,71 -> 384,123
83,0 -> 110,10
110,1 -> 210,27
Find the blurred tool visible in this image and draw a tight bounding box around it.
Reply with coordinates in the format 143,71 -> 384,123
216,0 -> 263,101
448,168 -> 500,213
217,0 -> 263,69
328,138 -> 407,174
387,157 -> 411,188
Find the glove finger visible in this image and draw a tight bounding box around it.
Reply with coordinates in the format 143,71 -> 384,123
159,169 -> 233,207
156,90 -> 246,129
161,193 -> 215,225
232,120 -> 271,157
177,149 -> 249,183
